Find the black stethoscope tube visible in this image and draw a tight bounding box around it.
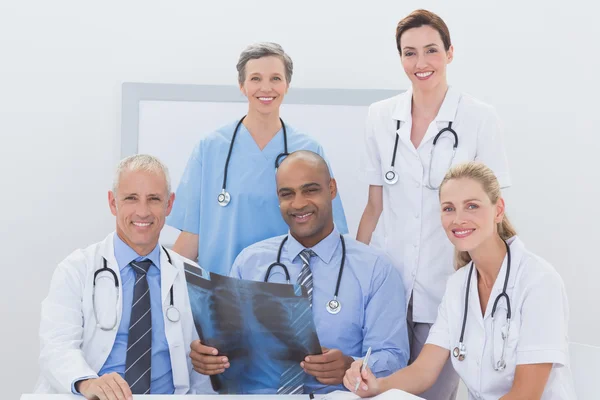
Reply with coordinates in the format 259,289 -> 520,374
264,234 -> 346,305
220,116 -> 289,204
457,241 -> 512,348
96,246 -> 176,308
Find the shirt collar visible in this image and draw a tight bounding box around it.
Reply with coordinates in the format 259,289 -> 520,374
473,235 -> 523,296
113,233 -> 161,271
285,227 -> 341,265
392,85 -> 461,123
392,86 -> 413,122
474,236 -> 523,320
436,86 -> 461,122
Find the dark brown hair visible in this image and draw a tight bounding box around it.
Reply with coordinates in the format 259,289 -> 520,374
396,9 -> 451,54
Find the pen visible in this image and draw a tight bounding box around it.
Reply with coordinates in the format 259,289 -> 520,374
354,346 -> 372,392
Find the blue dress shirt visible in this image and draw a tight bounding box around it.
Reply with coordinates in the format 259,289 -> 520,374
97,234 -> 174,393
230,228 -> 409,394
167,121 -> 348,277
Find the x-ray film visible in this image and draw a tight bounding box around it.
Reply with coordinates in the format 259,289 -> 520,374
184,263 -> 322,394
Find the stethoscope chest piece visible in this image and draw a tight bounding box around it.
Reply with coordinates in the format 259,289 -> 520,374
385,122 -> 401,186
265,235 -> 347,316
166,305 -> 180,322
384,169 -> 399,185
453,343 -> 466,361
218,116 -> 288,206
217,190 -> 231,207
326,298 -> 342,315
495,359 -> 506,371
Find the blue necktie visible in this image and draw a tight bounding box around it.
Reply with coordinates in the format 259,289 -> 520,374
297,249 -> 315,307
277,249 -> 316,394
125,260 -> 153,394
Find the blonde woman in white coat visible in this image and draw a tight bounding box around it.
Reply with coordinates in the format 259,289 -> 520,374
346,162 -> 576,400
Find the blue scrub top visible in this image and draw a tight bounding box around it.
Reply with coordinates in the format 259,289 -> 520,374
167,120 -> 348,276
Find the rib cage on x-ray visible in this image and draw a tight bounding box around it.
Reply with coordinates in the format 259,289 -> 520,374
184,263 -> 321,394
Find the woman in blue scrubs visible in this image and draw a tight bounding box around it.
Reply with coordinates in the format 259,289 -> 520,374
167,42 -> 348,276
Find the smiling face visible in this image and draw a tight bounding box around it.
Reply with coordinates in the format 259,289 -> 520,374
440,177 -> 505,253
399,25 -> 453,90
239,55 -> 289,115
109,169 -> 174,256
276,153 -> 336,248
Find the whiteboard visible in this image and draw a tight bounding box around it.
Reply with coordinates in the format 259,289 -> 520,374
122,83 -> 401,245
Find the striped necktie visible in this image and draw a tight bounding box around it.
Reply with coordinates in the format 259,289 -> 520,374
276,249 -> 316,395
297,249 -> 315,307
125,260 -> 153,394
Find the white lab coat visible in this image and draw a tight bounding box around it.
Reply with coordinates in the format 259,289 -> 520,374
426,237 -> 576,399
361,86 -> 511,323
34,232 -> 213,394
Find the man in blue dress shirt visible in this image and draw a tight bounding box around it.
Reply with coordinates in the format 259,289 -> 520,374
36,155 -> 211,398
189,150 -> 409,394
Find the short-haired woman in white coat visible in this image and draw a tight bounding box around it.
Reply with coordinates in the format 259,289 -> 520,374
356,9 -> 511,399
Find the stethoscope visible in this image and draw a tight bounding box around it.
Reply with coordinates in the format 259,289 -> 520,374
263,234 -> 346,315
453,241 -> 512,372
217,115 -> 289,207
92,246 -> 180,331
384,120 -> 459,189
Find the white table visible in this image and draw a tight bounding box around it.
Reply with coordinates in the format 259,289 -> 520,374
21,389 -> 422,400
20,396 -> 320,400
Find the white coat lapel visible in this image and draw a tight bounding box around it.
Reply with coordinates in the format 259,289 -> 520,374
160,247 -> 179,305
159,248 -> 188,393
395,119 -> 419,156
97,232 -> 123,320
420,86 -> 461,147
89,233 -> 123,372
392,89 -> 419,156
466,266 -> 485,328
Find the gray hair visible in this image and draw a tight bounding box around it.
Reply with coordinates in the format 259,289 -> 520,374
236,42 -> 293,85
112,154 -> 171,194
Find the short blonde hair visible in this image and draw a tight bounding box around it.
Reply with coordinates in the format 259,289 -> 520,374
113,154 -> 171,194
439,162 -> 516,269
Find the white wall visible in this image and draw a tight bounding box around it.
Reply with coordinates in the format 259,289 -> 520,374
1,0 -> 598,398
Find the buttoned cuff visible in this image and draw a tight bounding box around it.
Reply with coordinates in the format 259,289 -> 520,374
71,375 -> 98,395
